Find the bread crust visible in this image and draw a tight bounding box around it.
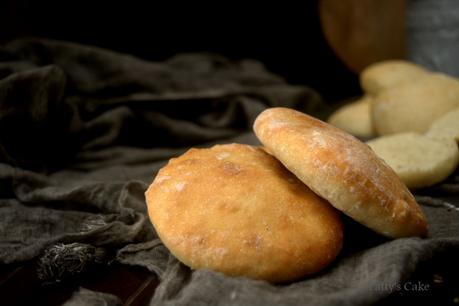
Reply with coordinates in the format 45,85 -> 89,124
254,108 -> 428,238
371,73 -> 459,135
360,60 -> 428,94
367,132 -> 459,188
327,95 -> 375,138
145,144 -> 343,282
426,107 -> 459,144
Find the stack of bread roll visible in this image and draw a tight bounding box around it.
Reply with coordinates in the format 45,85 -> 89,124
146,105 -> 430,283
146,61 -> 459,283
328,60 -> 459,189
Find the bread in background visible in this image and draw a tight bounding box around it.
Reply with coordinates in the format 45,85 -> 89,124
360,60 -> 429,95
371,73 -> 459,135
426,107 -> 459,144
327,95 -> 375,138
367,132 -> 459,188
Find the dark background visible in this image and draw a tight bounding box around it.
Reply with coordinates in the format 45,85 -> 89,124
0,0 -> 360,102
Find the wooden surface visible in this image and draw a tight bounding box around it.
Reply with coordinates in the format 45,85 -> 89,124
0,262 -> 159,306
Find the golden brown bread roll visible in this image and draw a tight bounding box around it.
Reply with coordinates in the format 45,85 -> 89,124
145,144 -> 343,283
254,107 -> 428,238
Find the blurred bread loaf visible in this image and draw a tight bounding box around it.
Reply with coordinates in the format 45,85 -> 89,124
327,95 -> 375,138
360,60 -> 429,94
371,73 -> 459,135
426,107 -> 459,144
367,133 -> 459,188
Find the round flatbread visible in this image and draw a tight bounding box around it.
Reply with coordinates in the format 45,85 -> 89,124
367,133 -> 459,188
371,73 -> 459,135
426,107 -> 459,144
360,60 -> 429,94
254,107 -> 428,238
145,144 -> 343,282
327,95 -> 375,138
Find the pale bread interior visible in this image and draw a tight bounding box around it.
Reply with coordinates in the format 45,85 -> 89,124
426,107 -> 459,144
327,96 -> 375,138
371,73 -> 459,135
367,132 -> 459,188
360,60 -> 429,94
